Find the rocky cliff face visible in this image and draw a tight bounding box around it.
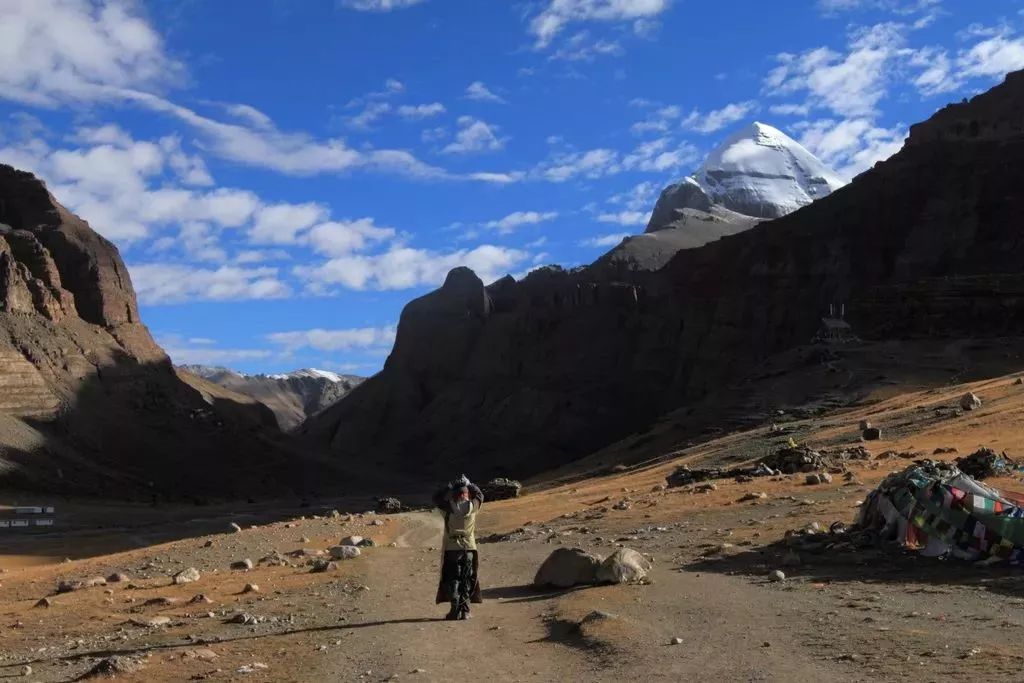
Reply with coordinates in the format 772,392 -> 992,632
305,70 -> 1024,480
0,164 -> 334,499
180,366 -> 364,431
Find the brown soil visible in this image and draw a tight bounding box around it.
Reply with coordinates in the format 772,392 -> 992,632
4,367 -> 1024,681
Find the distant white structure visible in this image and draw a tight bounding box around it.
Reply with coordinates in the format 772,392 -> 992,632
0,505 -> 55,529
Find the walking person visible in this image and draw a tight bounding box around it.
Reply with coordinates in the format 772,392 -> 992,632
432,475 -> 484,620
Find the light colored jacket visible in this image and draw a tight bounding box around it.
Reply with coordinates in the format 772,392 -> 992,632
442,498 -> 480,551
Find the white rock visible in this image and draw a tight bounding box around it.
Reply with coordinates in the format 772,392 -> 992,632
329,546 -> 362,560
596,548 -> 651,584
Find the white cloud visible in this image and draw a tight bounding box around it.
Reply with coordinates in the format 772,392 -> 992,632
597,210 -> 650,226
484,211 -> 558,234
914,30 -> 1024,96
531,136 -> 697,182
158,334 -> 273,366
396,102 -> 446,119
795,117 -> 905,177
538,147 -> 618,181
769,103 -> 811,116
224,103 -> 274,129
607,181 -> 659,210
630,104 -> 681,134
249,202 -> 327,245
337,0 -> 426,10
442,117 -> 506,154
0,0 -> 183,107
549,32 -> 623,61
346,101 -> 391,130
266,326 -> 397,352
580,232 -> 629,248
307,218 -> 396,256
681,100 -> 758,133
296,245 -> 529,291
528,0 -> 671,49
130,264 -> 292,304
465,81 -> 506,104
765,23 -> 907,118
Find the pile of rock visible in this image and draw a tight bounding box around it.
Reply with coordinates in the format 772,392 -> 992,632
481,478 -> 522,501
533,547 -> 651,588
761,446 -> 827,474
955,447 -> 1017,480
376,497 -> 402,514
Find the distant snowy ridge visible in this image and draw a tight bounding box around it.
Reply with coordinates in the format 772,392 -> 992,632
179,365 -> 364,431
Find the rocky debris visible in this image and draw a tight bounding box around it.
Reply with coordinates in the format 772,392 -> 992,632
20,665 -> 31,677
933,447 -> 958,455
81,656 -> 144,678
358,538 -> 376,547
56,579 -> 84,593
231,558 -> 254,571
143,597 -> 177,607
106,572 -> 129,583
340,535 -> 364,547
805,472 -> 833,485
309,559 -> 338,573
694,483 -> 718,493
189,594 -> 213,604
481,478 -> 523,501
242,583 -> 259,594
229,522 -> 243,533
129,616 -> 171,628
956,447 -> 1018,479
377,497 -> 402,514
739,492 -> 768,502
862,427 -> 882,440
671,637 -> 684,645
329,546 -> 362,560
227,612 -> 259,625
666,463 -> 776,488
612,500 -> 631,510
960,392 -> 983,411
1016,377 -> 1024,386
859,419 -> 871,430
763,446 -> 826,473
173,567 -> 201,585
258,551 -> 292,567
597,548 -> 651,585
534,548 -> 603,588
768,570 -> 786,582
237,662 -> 269,674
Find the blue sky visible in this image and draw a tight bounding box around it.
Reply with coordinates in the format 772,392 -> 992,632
1,0 -> 1023,375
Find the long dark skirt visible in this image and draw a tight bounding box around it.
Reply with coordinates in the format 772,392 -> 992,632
435,549 -> 483,604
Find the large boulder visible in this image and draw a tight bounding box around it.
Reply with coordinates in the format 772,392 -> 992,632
596,548 -> 651,585
960,392 -> 982,411
481,478 -> 522,501
376,497 -> 402,514
533,548 -> 603,588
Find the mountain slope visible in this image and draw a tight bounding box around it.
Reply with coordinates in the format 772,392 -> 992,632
304,70 -> 1024,481
0,164 -> 344,499
180,366 -> 364,430
600,122 -> 843,273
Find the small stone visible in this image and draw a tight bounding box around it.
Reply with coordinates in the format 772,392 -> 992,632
107,572 -> 129,583
768,570 -> 786,582
300,536 -> 311,543
35,597 -> 52,608
173,567 -> 201,584
20,665 -> 32,676
130,616 -> 171,628
189,594 -> 213,604
340,535 -> 364,547
56,579 -> 84,593
309,559 -> 338,573
739,492 -> 768,502
229,522 -> 242,533
144,597 -> 177,606
231,559 -> 254,571
227,612 -> 258,625
671,637 -> 683,645
242,583 -> 259,594
862,427 -> 882,440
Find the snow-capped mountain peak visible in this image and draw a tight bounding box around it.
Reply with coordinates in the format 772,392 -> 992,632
693,121 -> 847,219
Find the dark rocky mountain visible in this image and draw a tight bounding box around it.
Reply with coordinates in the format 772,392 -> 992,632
179,366 -> 364,431
0,164 -> 344,499
599,122 -> 843,273
303,70 -> 1024,480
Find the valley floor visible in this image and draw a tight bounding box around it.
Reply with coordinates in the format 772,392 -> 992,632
5,364 -> 1024,681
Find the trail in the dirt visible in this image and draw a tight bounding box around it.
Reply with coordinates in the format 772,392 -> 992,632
310,512 -> 844,683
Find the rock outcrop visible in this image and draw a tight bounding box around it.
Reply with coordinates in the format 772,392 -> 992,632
305,70 -> 1024,481
0,164 -> 339,498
